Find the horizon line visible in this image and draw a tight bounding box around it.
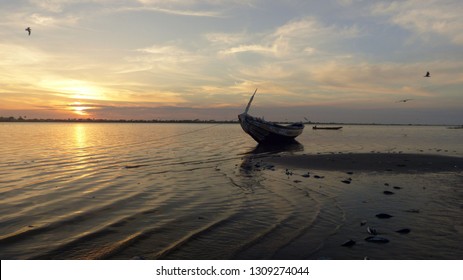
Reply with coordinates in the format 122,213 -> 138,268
1,116 -> 460,127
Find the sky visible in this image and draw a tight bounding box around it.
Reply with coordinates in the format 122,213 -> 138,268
1,0 -> 462,124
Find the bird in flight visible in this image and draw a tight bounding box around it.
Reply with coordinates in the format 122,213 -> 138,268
396,99 -> 413,103
25,27 -> 31,36
424,71 -> 430,77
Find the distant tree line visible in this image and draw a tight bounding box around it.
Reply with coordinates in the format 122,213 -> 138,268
0,116 -> 238,124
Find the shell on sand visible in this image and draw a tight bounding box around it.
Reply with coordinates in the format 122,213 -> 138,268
367,226 -> 377,235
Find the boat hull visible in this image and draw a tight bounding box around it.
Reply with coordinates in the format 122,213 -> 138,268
239,113 -> 304,144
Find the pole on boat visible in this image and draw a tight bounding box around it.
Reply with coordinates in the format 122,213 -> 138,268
244,88 -> 257,114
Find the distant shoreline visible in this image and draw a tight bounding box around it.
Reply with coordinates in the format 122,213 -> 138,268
0,116 -> 460,126
0,116 -> 238,124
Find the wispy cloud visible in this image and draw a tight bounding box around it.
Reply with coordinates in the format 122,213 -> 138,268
107,0 -> 231,17
116,6 -> 224,17
218,17 -> 362,58
372,0 -> 463,45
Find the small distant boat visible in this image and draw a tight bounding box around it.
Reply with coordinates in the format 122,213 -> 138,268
312,126 -> 342,130
238,90 -> 304,144
447,125 -> 463,129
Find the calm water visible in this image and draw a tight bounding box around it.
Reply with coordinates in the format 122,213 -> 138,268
0,123 -> 462,259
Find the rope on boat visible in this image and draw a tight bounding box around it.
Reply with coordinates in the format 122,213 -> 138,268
102,118 -> 239,150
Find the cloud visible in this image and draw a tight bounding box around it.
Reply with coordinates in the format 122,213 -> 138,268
219,44 -> 276,56
115,6 -> 223,17
372,0 -> 463,45
218,17 -> 361,58
110,0 -> 229,17
29,0 -> 115,13
0,44 -> 49,66
205,32 -> 248,45
30,13 -> 80,27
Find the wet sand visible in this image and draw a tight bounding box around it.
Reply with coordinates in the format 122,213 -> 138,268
243,151 -> 463,259
266,152 -> 463,173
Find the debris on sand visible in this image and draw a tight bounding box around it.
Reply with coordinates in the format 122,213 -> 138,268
341,239 -> 356,247
376,213 -> 393,219
396,228 -> 411,234
341,178 -> 352,184
365,236 -> 389,243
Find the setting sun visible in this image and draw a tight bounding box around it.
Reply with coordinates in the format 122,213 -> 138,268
69,102 -> 91,116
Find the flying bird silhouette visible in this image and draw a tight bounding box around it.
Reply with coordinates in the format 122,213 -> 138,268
25,27 -> 31,36
424,71 -> 430,77
396,99 -> 413,103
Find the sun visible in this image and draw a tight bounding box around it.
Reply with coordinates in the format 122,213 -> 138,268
73,106 -> 88,116
69,102 -> 91,117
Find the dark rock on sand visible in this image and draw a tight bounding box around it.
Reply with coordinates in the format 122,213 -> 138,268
396,228 -> 411,234
341,239 -> 356,247
393,186 -> 402,190
383,191 -> 395,195
376,213 -> 393,219
365,236 -> 389,243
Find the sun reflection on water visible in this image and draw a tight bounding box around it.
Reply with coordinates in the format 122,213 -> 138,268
73,124 -> 88,149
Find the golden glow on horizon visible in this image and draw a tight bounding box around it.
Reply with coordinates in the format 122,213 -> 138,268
73,107 -> 88,116
69,102 -> 90,117
1,1 -> 462,124
40,79 -> 107,101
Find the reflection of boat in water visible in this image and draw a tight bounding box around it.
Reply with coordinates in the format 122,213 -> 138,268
245,141 -> 304,155
238,90 -> 304,144
312,126 -> 342,130
240,141 -> 304,176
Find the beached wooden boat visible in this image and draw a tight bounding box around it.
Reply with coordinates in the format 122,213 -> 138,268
312,126 -> 343,130
238,90 -> 304,144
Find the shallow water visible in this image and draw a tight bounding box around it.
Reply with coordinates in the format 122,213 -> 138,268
0,123 -> 462,259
